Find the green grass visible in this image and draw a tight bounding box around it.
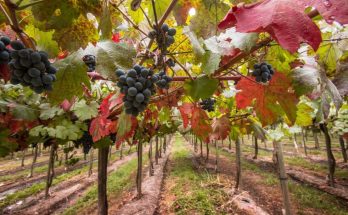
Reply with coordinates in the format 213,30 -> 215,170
0,148 -> 132,210
163,136 -> 228,215
213,144 -> 348,214
0,165 -> 88,210
63,145 -> 147,215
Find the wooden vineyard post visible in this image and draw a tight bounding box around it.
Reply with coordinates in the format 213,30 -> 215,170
45,142 -> 57,198
159,137 -> 162,158
214,140 -> 219,173
21,149 -> 25,167
29,144 -> 38,178
320,123 -> 336,186
89,148 -> 94,177
235,137 -> 242,190
301,128 -> 308,156
149,139 -> 154,176
253,136 -> 258,159
163,135 -> 167,154
98,146 -> 109,215
339,136 -> 347,163
206,141 -> 210,161
200,139 -> 203,157
228,136 -> 232,150
292,134 -> 299,154
312,126 -> 320,149
137,140 -> 143,198
155,136 -> 159,165
120,142 -> 124,160
273,140 -> 292,215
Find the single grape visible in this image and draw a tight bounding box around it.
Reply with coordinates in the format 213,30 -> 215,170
31,52 -> 41,63
167,28 -> 176,36
128,87 -> 137,96
126,77 -> 136,86
135,82 -> 143,91
135,93 -> 145,103
161,24 -> 169,32
127,69 -> 137,78
0,42 -> 5,51
143,89 -> 151,98
28,68 -> 41,77
42,74 -> 53,84
140,68 -> 149,77
116,69 -> 125,77
0,37 -> 11,46
133,65 -> 142,72
10,41 -> 25,50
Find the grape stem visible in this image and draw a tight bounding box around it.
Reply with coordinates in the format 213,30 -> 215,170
171,76 -> 241,82
1,0 -> 36,49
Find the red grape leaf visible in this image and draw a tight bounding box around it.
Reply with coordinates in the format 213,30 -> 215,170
210,115 -> 231,141
115,111 -> 138,147
89,116 -> 113,143
178,103 -> 194,128
236,73 -> 298,126
89,93 -> 124,142
218,0 -> 346,53
191,107 -> 212,143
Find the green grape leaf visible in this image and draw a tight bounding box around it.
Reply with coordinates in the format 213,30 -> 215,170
8,103 -> 38,121
295,102 -> 314,126
184,76 -> 219,101
148,0 -> 171,22
55,120 -> 84,140
82,41 -> 136,79
39,104 -> 64,120
93,137 -> 113,149
201,51 -> 221,75
48,52 -> 91,105
71,100 -> 99,121
99,3 -> 113,40
52,15 -> 99,51
30,0 -> 80,30
313,43 -> 342,75
189,0 -> 229,39
265,45 -> 298,72
24,24 -> 59,57
29,125 -> 46,137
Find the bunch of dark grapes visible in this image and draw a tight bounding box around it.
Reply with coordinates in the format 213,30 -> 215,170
76,131 -> 93,154
154,70 -> 172,89
200,98 -> 216,112
83,55 -> 96,72
0,36 -> 11,65
252,62 -> 274,83
148,24 -> 176,50
8,40 -> 57,93
115,65 -> 156,116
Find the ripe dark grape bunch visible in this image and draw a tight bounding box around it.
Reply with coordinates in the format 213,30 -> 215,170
252,62 -> 274,83
0,36 -> 11,65
200,98 -> 216,112
8,40 -> 57,94
116,65 -> 156,116
148,24 -> 176,50
83,55 -> 96,72
76,131 -> 93,154
154,70 -> 172,89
